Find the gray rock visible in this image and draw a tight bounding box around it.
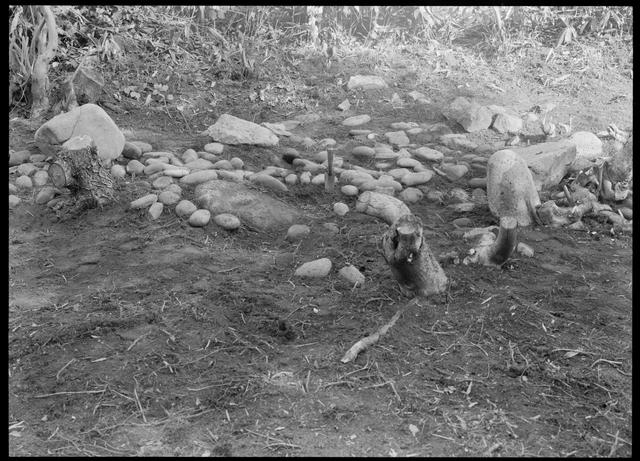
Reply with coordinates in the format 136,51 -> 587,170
9,195 -> 21,208
510,140 -> 576,190
396,157 -> 422,169
130,193 -> 157,209
517,242 -> 534,257
9,182 -> 17,194
195,180 -> 302,231
390,122 -> 419,130
17,163 -> 38,176
130,141 -> 152,153
32,170 -> 50,186
342,115 -> 371,127
213,213 -> 241,230
471,188 -> 487,204
448,202 -> 475,212
341,184 -> 359,196
568,131 -> 603,162
333,202 -> 349,216
122,141 -> 143,159
180,170 -> 219,185
352,146 -> 376,159
212,159 -> 233,170
9,150 -> 31,166
448,188 -> 469,203
181,149 -> 199,163
158,190 -> 181,205
401,170 -> 434,186
203,114 -> 278,147
110,164 -> 126,179
294,258 -> 332,277
15,175 -> 33,189
385,130 -> 410,147
487,149 -> 541,226
189,209 -> 211,227
284,174 -> 298,185
71,66 -> 104,104
338,265 -> 365,286
34,103 -> 125,161
467,177 -> 487,188
126,159 -> 145,175
323,222 -> 340,233
311,174 -> 325,185
387,168 -> 411,181
440,164 -> 468,181
152,176 -> 173,190
408,90 -> 427,101
175,199 -> 197,218
35,186 -> 57,204
262,122 -> 292,137
338,99 -> 351,111
426,190 -> 445,203
185,158 -> 215,170
148,202 -> 163,220
163,167 -> 190,178
452,217 -> 473,228
250,173 -> 288,192
143,162 -> 166,176
347,75 -> 388,90
31,154 -> 46,163
443,97 -> 493,132
491,113 -> 523,134
199,152 -> 219,162
230,157 -> 244,169
286,224 -> 311,242
399,187 -> 423,203
340,170 -> 375,187
413,146 -> 444,162
439,133 -> 478,151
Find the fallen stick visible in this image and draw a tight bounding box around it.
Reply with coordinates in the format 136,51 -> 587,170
341,309 -> 402,363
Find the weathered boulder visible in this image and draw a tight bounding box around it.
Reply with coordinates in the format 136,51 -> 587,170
491,113 -> 523,134
347,75 -> 388,90
568,131 -> 603,162
202,114 -> 279,146
487,149 -> 541,226
443,97 -> 493,132
34,103 -> 125,161
195,180 -> 302,231
510,140 -> 576,190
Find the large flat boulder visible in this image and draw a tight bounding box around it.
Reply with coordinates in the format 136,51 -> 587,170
34,103 -> 125,161
202,114 -> 279,146
510,140 -> 576,190
195,180 -> 301,231
443,97 -> 493,133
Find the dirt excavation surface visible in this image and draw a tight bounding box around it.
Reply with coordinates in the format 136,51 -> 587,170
9,35 -> 632,457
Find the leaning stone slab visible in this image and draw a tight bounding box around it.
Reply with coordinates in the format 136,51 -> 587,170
510,140 -> 576,190
487,149 -> 541,226
202,113 -> 279,146
34,103 -> 125,161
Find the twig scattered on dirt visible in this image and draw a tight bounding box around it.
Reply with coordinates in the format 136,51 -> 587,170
34,388 -> 107,398
590,358 -> 623,368
341,309 -> 403,363
244,428 -> 301,450
127,332 -> 150,351
55,358 -> 76,381
133,382 -> 148,423
217,266 -> 240,273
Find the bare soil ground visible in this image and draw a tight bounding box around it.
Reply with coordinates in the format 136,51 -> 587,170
9,39 -> 632,456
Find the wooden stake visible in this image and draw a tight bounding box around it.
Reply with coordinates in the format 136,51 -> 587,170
325,148 -> 335,191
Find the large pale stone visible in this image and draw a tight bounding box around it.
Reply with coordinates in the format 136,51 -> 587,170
510,140 -> 576,190
202,114 -> 279,146
487,149 -> 541,226
195,180 -> 301,231
443,97 -> 493,132
34,103 -> 125,161
342,115 -> 371,127
568,131 -> 603,162
401,170 -> 434,186
295,258 -> 332,277
347,75 -> 388,90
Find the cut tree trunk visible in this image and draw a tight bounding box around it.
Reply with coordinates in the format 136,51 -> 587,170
47,141 -> 116,215
463,216 -> 518,267
381,213 -> 448,297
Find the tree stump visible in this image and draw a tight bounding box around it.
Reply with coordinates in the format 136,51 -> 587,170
463,216 -> 518,267
47,140 -> 116,218
381,214 -> 448,297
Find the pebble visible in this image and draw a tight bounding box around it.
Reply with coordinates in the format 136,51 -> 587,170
618,207 -> 632,220
204,142 -> 224,155
407,127 -> 423,135
399,187 -> 423,203
17,163 -> 37,176
145,157 -> 169,166
214,213 -> 241,230
212,159 -> 232,170
9,195 -> 21,208
165,184 -> 182,195
448,188 -> 469,203
401,170 -> 434,186
189,209 -> 211,227
110,164 -> 126,179
440,164 -> 469,181
32,170 -> 50,186
185,158 -> 215,170
15,175 -> 33,189
169,156 -> 184,167
300,171 -> 312,185
122,142 -> 143,159
148,202 -> 163,220
9,150 -> 31,166
286,224 -> 311,242
163,167 -> 191,178
294,258 -> 332,277
350,129 -> 372,136
130,193 -> 158,209
517,242 -> 534,257
127,159 -> 145,175
35,186 -> 57,204
319,138 -> 337,148
311,174 -> 325,185
352,146 -> 376,159
342,115 -> 371,127
251,174 -> 288,192
341,184 -> 359,196
30,154 -> 46,163
467,177 -> 487,188
284,174 -> 298,185
199,152 -> 219,162
338,265 -> 365,286
471,188 -> 487,204
396,157 -> 422,169
387,168 -> 411,181
158,190 -> 181,205
413,147 -> 444,161
323,222 -> 340,233
448,202 -> 475,212
426,190 -> 445,203
452,217 -> 473,228
182,149 -> 199,163
230,157 -> 244,169
130,141 -> 153,153
390,122 -> 419,130
144,163 -> 166,175
175,200 -> 197,218
384,131 -> 410,147
9,182 -> 17,194
180,170 -> 219,185
215,170 -> 245,182
333,202 -> 349,216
